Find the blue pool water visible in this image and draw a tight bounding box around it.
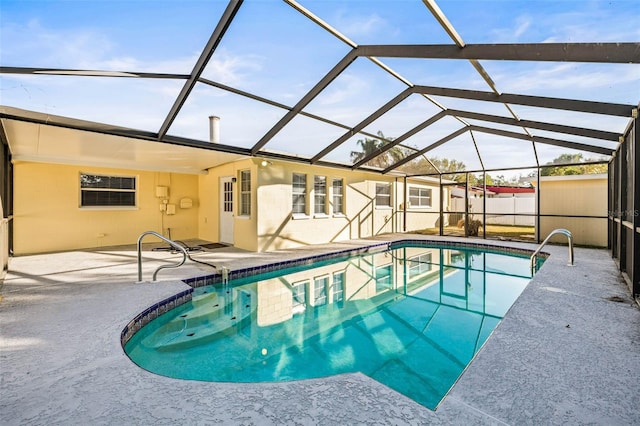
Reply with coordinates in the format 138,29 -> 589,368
125,243 -> 539,409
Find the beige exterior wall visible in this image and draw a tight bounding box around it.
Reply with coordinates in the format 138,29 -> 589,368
13,162 -> 199,254
198,158 -> 258,251
12,158 -> 442,254
538,174 -> 607,247
253,161 -> 441,252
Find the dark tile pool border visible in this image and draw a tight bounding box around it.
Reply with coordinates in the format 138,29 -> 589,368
120,289 -> 193,346
121,238 -> 546,347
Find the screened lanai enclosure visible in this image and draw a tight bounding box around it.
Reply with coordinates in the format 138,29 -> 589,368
0,0 -> 638,294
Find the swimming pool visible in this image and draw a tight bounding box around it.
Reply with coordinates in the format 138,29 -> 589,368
125,242 -> 540,410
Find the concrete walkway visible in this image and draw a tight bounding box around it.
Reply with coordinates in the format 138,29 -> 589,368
1,235 -> 639,425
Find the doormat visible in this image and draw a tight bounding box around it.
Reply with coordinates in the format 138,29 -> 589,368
200,243 -> 229,250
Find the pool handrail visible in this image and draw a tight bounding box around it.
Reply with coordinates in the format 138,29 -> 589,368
530,228 -> 574,270
138,231 -> 222,283
137,231 -> 189,282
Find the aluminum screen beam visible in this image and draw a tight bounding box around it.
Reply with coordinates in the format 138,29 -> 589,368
250,50 -> 359,155
356,43 -> 640,64
421,0 -> 465,47
0,67 -> 190,80
157,0 -> 243,140
351,111 -> 448,169
383,127 -> 468,174
310,87 -> 413,162
414,86 -> 635,117
421,0 -> 532,139
470,125 -> 614,156
199,77 -> 393,142
446,109 -> 621,141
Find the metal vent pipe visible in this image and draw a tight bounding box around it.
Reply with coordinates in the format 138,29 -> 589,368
209,115 -> 220,143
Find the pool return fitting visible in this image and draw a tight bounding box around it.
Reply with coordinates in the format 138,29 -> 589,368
530,228 -> 574,271
137,231 -> 219,282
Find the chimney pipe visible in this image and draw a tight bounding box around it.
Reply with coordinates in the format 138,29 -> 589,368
209,115 -> 220,143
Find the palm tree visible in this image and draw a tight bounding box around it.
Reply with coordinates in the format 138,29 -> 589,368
350,131 -> 402,168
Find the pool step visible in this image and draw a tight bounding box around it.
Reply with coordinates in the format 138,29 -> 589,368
141,289 -> 254,351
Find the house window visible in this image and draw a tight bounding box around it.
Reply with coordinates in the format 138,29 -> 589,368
292,281 -> 307,314
408,253 -> 433,279
314,176 -> 327,215
375,183 -> 391,207
409,187 -> 432,207
292,173 -> 307,215
223,181 -> 233,212
375,264 -> 393,293
239,170 -> 251,216
314,276 -> 328,306
332,178 -> 344,214
80,174 -> 136,207
332,271 -> 345,303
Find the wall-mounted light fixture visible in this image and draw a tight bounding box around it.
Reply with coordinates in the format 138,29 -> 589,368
261,160 -> 273,167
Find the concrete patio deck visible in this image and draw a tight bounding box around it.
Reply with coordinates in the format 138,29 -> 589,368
1,235 -> 639,425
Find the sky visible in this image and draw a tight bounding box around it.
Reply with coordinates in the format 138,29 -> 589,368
1,0 -> 639,175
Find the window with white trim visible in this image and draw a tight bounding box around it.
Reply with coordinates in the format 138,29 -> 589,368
375,264 -> 393,293
314,276 -> 328,306
239,170 -> 251,216
80,174 -> 136,207
409,187 -> 432,207
314,176 -> 326,215
332,178 -> 344,214
408,253 -> 433,279
332,271 -> 345,303
223,181 -> 233,212
292,173 -> 307,215
292,280 -> 307,314
375,183 -> 391,207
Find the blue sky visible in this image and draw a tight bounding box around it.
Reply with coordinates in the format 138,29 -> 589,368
1,0 -> 638,173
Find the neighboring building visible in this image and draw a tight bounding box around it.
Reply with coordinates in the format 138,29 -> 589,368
12,158 -> 443,255
533,174 -> 608,247
450,186 -> 492,199
485,186 -> 535,198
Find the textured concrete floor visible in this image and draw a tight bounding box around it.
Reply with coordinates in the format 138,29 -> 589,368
1,235 -> 639,425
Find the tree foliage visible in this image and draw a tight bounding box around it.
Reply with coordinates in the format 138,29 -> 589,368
540,153 -> 608,176
349,134 -> 607,182
349,131 -> 403,169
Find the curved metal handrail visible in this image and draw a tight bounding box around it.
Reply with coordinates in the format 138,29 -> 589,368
530,228 -> 574,270
137,231 -> 189,282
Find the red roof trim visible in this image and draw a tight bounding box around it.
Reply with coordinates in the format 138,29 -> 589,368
485,186 -> 535,194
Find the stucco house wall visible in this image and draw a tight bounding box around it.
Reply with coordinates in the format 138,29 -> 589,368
13,162 -> 200,254
253,161 -> 441,252
11,158 -> 442,255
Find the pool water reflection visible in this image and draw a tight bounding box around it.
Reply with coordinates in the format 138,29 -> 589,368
125,244 -> 536,409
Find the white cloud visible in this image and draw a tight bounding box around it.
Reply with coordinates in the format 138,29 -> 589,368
3,18 -> 115,68
334,9 -> 387,39
513,16 -> 531,38
1,17 -> 259,87
490,14 -> 533,42
200,48 -> 263,87
497,63 -> 640,96
316,72 -> 369,106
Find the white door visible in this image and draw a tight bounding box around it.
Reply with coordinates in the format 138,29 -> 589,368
219,177 -> 234,244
